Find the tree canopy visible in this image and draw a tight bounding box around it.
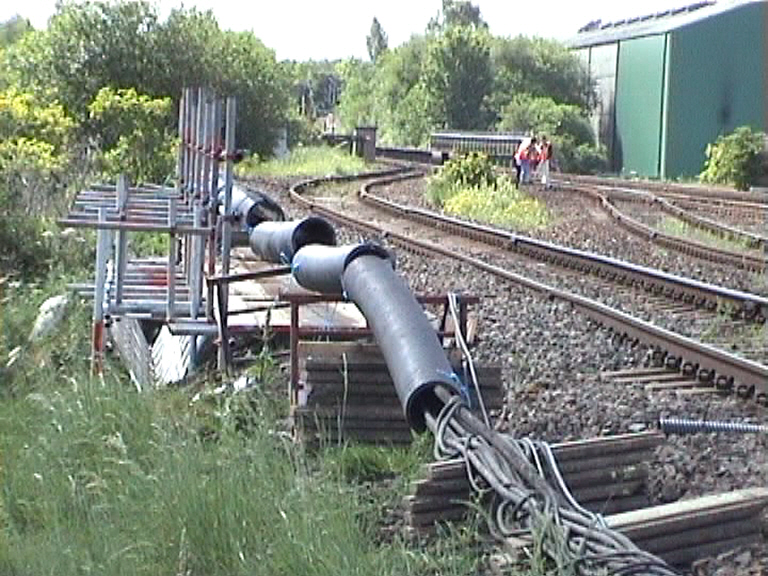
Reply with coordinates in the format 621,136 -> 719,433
336,0 -> 599,163
0,1 -> 290,157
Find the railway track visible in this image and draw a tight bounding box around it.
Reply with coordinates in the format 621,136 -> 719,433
287,168 -> 767,404
556,181 -> 766,273
375,147 -> 767,273
572,182 -> 767,250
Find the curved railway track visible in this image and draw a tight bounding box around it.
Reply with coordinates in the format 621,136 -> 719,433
560,181 -> 766,273
376,147 -> 767,273
568,181 -> 767,250
286,168 -> 767,405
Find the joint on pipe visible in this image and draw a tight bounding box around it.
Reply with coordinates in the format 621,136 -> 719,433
292,243 -> 393,294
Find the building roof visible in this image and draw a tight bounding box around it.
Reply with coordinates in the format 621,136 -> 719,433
565,0 -> 764,48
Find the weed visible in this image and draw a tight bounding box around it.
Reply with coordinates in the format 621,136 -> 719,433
657,216 -> 755,252
442,176 -> 550,231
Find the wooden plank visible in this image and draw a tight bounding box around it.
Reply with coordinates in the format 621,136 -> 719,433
557,450 -> 655,475
295,405 -> 409,421
301,383 -> 503,406
298,428 -> 414,445
547,431 -> 664,462
601,367 -> 673,378
619,373 -> 690,384
109,317 -> 151,389
629,517 -> 759,556
411,478 -> 472,497
570,478 -> 646,503
609,488 -> 768,529
303,367 -> 502,387
644,380 -> 700,391
404,493 -> 475,514
561,463 -> 647,490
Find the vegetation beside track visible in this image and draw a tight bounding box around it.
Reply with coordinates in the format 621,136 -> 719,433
0,277 -> 507,575
428,153 -> 550,230
237,146 -> 370,178
0,146 -> 530,575
657,216 -> 755,253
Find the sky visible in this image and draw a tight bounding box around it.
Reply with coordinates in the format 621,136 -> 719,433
2,0 -> 698,61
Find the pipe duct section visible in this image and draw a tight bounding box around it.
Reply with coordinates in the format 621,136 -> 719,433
249,216 -> 336,263
334,250 -> 459,431
291,241 -> 458,430
291,243 -> 393,294
219,186 -> 286,229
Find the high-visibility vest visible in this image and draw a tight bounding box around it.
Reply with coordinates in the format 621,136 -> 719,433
515,139 -> 531,161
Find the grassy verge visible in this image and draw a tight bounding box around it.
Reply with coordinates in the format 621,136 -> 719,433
0,280 -> 509,575
236,146 -> 369,178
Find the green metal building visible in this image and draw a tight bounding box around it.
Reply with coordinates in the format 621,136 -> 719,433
566,0 -> 768,179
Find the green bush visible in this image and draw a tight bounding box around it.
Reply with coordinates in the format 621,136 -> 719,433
556,139 -> 609,175
496,95 -> 608,174
700,126 -> 765,191
0,89 -> 80,278
88,87 -> 176,185
428,152 -> 496,206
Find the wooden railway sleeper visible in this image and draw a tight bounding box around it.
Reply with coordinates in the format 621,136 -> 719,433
682,361 -> 698,377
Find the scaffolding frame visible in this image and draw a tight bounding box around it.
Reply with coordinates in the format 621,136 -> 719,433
62,87 -> 238,374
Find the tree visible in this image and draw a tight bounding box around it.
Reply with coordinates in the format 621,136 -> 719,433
88,87 -> 176,184
428,0 -> 487,32
1,1 -> 291,157
497,95 -> 606,174
700,126 -> 765,191
0,88 -> 77,275
335,59 -> 377,132
0,15 -> 33,47
422,26 -> 493,130
366,17 -> 388,63
490,36 -> 593,113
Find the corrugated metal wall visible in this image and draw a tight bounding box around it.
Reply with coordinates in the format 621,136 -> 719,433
764,2 -> 768,138
615,35 -> 667,178
664,2 -> 766,178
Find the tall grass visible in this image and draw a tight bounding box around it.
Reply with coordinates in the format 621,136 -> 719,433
0,284 -> 500,575
236,146 -> 368,178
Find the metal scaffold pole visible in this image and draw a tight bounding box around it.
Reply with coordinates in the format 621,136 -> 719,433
91,206 -> 109,375
218,96 -> 236,371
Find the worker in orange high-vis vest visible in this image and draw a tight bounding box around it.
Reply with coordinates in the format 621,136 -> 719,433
515,137 -> 537,187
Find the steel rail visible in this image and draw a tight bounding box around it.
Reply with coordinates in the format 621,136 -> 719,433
560,183 -> 766,273
287,169 -> 767,404
374,148 -> 767,272
559,172 -> 768,205
561,180 -> 767,251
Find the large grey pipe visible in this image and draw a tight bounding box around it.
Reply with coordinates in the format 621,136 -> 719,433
249,217 -> 336,263
342,253 -> 458,431
291,243 -> 458,431
292,243 -> 394,294
219,186 -> 260,228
